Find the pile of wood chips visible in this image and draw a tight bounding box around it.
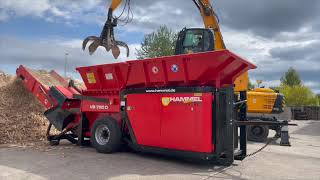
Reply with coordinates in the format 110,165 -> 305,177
0,71 -> 13,87
0,72 -> 49,145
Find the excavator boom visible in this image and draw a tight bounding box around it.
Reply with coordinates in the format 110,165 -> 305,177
110,0 -> 122,10
192,0 -> 226,50
82,0 -> 226,57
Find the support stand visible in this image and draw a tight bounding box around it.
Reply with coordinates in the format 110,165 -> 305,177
235,91 -> 247,160
280,124 -> 291,146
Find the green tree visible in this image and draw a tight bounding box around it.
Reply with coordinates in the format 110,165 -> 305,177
136,26 -> 177,59
280,67 -> 302,87
278,67 -> 319,106
279,85 -> 318,106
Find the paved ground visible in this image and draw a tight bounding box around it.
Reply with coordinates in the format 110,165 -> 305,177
1,120 -> 320,180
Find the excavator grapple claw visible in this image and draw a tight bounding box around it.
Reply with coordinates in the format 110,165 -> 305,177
115,40 -> 130,57
82,36 -> 99,51
82,10 -> 130,59
82,29 -> 129,59
88,38 -> 102,55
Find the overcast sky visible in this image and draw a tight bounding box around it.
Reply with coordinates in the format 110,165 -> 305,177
0,0 -> 319,93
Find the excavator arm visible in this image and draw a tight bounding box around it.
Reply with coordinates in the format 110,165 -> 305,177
192,0 -> 248,92
82,0 -> 226,57
192,0 -> 226,50
110,0 -> 122,10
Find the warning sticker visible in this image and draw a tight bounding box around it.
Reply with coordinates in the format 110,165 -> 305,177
86,72 -> 96,84
105,73 -> 114,80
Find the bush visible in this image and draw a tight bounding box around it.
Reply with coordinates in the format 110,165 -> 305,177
280,85 -> 319,106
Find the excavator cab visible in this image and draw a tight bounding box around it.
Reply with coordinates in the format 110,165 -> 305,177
175,28 -> 249,92
175,28 -> 214,55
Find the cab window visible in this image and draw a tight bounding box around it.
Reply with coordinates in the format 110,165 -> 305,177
182,29 -> 213,54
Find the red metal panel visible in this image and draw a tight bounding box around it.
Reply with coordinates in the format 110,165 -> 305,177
16,65 -> 52,108
101,64 -> 119,89
54,86 -> 77,99
16,65 -> 79,110
126,92 -> 214,153
76,50 -> 256,92
127,94 -> 162,147
164,59 -> 186,84
126,61 -> 146,87
99,63 -> 129,90
160,93 -> 213,153
77,67 -> 102,90
34,86 -> 53,109
146,60 -> 166,84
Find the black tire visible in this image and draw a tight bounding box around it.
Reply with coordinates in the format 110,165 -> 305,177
247,125 -> 269,142
91,117 -> 122,153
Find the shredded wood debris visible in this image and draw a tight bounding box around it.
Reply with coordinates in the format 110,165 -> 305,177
0,71 -> 75,147
0,73 -> 49,145
28,68 -> 66,87
0,70 -> 84,148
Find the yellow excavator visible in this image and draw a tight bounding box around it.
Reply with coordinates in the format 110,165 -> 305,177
82,0 -> 285,142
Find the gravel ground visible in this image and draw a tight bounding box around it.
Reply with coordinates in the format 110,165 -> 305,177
0,120 -> 319,180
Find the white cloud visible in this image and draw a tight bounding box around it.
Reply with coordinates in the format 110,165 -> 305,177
221,27 -> 320,93
50,6 -> 70,18
0,36 -> 138,77
1,0 -> 52,18
0,0 -> 104,23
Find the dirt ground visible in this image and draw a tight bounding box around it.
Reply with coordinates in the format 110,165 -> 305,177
0,120 -> 319,180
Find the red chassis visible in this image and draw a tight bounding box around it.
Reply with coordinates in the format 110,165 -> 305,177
17,50 -> 256,165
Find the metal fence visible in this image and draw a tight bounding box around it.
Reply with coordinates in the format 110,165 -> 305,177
291,106 -> 320,120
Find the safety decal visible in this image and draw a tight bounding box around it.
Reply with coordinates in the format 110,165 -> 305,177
171,64 -> 179,72
86,72 -> 96,84
152,66 -> 159,74
253,98 -> 257,104
105,73 -> 114,80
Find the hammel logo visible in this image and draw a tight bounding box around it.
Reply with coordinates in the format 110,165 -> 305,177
161,96 -> 202,106
162,97 -> 171,106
